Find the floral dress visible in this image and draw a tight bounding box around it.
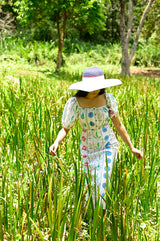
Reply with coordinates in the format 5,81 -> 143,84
62,93 -> 119,204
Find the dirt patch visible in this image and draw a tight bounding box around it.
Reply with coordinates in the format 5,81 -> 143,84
130,67 -> 160,78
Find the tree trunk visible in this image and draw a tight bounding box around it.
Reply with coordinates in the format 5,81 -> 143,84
119,0 -> 131,75
57,36 -> 63,70
119,0 -> 154,75
56,11 -> 67,70
121,49 -> 131,75
129,0 -> 154,61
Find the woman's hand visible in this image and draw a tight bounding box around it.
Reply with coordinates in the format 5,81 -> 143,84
49,127 -> 69,156
131,147 -> 143,160
112,117 -> 143,160
49,141 -> 59,156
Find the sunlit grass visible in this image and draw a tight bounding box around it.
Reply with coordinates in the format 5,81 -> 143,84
0,38 -> 159,240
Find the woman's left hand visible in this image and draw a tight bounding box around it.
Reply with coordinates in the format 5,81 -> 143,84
131,147 -> 143,160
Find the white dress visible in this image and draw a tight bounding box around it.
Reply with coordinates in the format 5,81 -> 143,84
62,93 -> 119,203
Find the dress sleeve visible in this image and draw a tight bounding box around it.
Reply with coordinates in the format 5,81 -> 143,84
105,93 -> 119,118
62,97 -> 79,129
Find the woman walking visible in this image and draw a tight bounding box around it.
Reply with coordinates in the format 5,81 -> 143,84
50,66 -> 143,205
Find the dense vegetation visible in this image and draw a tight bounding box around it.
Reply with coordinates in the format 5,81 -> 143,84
0,0 -> 160,72
0,35 -> 160,69
0,37 -> 159,240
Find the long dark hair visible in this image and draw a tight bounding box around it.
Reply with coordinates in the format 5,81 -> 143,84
74,88 -> 105,97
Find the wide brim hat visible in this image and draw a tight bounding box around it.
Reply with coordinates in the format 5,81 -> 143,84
68,66 -> 122,92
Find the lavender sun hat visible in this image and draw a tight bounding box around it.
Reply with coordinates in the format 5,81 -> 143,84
68,66 -> 122,92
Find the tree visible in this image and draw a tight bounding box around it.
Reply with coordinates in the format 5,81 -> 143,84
0,12 -> 15,36
14,0 -> 105,69
142,0 -> 160,41
104,1 -> 120,43
0,0 -> 16,37
119,0 -> 155,75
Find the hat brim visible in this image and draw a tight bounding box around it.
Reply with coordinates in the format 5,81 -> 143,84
68,79 -> 122,92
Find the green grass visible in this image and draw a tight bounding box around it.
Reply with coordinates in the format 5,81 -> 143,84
0,37 -> 160,240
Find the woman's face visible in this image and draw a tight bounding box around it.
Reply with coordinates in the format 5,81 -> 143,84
86,89 -> 100,99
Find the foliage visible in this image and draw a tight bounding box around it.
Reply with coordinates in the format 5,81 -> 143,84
13,0 -> 105,40
75,0 -> 106,35
0,36 -> 58,66
13,0 -> 106,69
104,1 -> 121,43
132,37 -> 160,67
142,0 -> 160,40
1,0 -> 160,44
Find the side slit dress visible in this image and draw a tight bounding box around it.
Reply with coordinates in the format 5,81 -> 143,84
62,92 -> 119,204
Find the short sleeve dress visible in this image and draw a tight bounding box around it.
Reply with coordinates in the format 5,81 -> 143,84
62,92 -> 119,201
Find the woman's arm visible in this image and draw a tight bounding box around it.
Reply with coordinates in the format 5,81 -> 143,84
112,116 -> 143,160
49,127 -> 69,156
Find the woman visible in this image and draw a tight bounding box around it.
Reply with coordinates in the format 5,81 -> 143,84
49,66 -> 143,204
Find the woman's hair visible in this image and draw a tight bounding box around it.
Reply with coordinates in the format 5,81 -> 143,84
74,88 -> 105,97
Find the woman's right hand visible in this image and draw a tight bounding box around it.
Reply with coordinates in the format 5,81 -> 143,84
49,141 -> 58,156
49,127 -> 69,156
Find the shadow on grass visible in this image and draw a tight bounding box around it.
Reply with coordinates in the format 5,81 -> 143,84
39,68 -> 82,83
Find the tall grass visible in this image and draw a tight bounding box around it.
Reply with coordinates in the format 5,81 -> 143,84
0,37 -> 160,240
0,70 -> 159,240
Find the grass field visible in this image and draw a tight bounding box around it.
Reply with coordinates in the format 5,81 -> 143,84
0,38 -> 160,240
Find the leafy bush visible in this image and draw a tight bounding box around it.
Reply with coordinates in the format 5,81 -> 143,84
132,38 -> 160,67
0,36 -> 57,64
